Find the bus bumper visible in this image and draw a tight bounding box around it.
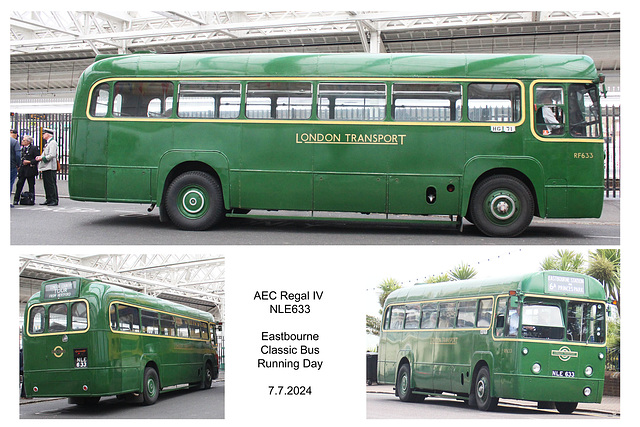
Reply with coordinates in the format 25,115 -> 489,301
511,375 -> 603,403
24,368 -> 129,398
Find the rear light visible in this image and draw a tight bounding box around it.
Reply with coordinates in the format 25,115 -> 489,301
33,386 -> 38,393
82,385 -> 88,391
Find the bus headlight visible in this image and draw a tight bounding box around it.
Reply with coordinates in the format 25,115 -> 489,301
585,366 -> 593,377
584,387 -> 592,396
598,352 -> 605,360
522,347 -> 529,355
532,363 -> 541,374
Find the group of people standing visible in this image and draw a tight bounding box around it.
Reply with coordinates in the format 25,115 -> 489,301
10,127 -> 59,207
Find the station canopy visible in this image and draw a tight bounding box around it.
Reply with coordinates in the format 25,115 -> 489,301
19,254 -> 225,319
10,11 -> 620,109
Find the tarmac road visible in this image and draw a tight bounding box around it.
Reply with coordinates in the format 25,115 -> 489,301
10,179 -> 620,245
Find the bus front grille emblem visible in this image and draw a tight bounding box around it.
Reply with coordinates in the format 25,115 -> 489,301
551,346 -> 578,362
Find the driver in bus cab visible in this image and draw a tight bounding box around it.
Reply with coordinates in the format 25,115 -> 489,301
537,91 -> 564,135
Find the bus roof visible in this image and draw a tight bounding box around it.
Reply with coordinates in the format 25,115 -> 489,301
383,271 -> 606,306
83,52 -> 600,82
29,277 -> 215,323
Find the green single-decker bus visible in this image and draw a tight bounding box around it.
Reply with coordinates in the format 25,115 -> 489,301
69,53 -> 605,237
23,277 -> 220,405
377,271 -> 609,413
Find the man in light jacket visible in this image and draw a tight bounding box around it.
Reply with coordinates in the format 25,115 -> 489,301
35,127 -> 59,206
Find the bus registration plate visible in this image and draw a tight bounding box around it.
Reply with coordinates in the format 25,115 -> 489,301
74,349 -> 88,368
552,370 -> 575,378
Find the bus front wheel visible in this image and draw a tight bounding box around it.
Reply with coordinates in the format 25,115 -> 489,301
396,364 -> 423,402
142,367 -> 160,405
474,366 -> 498,411
469,175 -> 534,237
165,171 -> 224,231
202,362 -> 214,390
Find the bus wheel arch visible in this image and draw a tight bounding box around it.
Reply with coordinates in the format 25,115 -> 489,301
468,171 -> 536,237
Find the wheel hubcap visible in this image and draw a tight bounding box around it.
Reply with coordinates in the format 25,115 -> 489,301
147,378 -> 156,397
477,378 -> 486,400
485,190 -> 519,224
178,186 -> 208,219
400,374 -> 408,394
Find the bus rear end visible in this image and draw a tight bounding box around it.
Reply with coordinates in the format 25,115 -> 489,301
22,278 -> 111,401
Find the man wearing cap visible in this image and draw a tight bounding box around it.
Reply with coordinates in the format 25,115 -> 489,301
35,127 -> 59,206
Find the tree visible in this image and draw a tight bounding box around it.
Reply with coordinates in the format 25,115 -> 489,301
366,315 -> 381,336
377,277 -> 401,311
449,262 -> 478,281
586,249 -> 620,313
540,249 -> 585,273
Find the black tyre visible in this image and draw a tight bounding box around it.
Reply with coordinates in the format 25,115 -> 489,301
202,362 -> 214,390
396,364 -> 423,402
142,367 -> 160,405
165,171 -> 224,231
555,401 -> 578,414
474,366 -> 498,411
469,175 -> 534,237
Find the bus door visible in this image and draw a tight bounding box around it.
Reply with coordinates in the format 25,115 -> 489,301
106,81 -> 174,202
491,296 -> 519,396
110,303 -> 143,391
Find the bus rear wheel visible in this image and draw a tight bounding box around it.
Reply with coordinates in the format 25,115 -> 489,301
474,366 -> 498,411
142,367 -> 160,405
555,401 -> 578,414
469,175 -> 534,237
165,171 -> 224,231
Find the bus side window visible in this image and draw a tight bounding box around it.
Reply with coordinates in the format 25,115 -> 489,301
71,301 -> 88,331
392,82 -> 462,122
246,82 -> 312,120
141,310 -> 159,335
494,297 -> 508,337
389,306 -> 406,330
318,83 -> 386,121
159,313 -> 176,336
177,81 -> 241,119
468,83 -> 521,123
457,300 -> 477,328
29,306 -> 45,334
117,304 -> 140,332
438,302 -> 456,329
404,304 -> 420,329
176,318 -> 189,337
477,298 -> 492,327
112,81 -> 174,118
89,83 -> 110,118
535,85 -> 565,136
420,302 -> 438,329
